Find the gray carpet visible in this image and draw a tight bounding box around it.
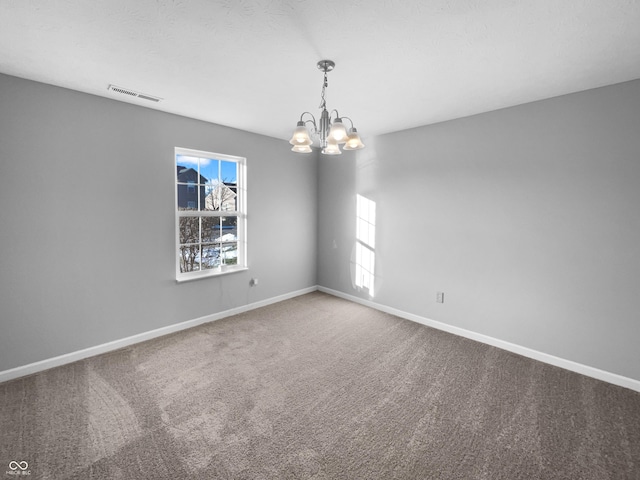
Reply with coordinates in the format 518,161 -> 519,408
1,291 -> 639,479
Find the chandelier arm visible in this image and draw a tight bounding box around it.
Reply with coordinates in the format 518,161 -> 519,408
299,111 -> 316,122
305,119 -> 318,134
329,109 -> 341,121
340,116 -> 355,129
299,112 -> 318,131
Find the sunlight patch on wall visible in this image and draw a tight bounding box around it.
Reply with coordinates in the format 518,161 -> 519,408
355,194 -> 376,297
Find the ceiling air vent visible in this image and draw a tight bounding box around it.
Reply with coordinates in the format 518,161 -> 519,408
108,84 -> 162,102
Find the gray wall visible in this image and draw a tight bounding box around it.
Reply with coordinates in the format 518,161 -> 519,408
0,73 -> 318,371
318,79 -> 640,381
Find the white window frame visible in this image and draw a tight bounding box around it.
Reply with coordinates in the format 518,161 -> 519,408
175,147 -> 247,282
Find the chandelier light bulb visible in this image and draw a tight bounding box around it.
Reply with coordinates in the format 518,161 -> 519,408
328,118 -> 348,143
289,121 -> 312,146
343,128 -> 365,150
322,138 -> 342,155
291,144 -> 312,153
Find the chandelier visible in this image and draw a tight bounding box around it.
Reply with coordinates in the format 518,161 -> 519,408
289,60 -> 365,155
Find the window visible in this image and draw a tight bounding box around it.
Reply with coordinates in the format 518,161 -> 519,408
175,147 -> 246,281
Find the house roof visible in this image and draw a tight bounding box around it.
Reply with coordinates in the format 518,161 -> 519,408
176,166 -> 208,184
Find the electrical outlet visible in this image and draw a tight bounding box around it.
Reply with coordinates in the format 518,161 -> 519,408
250,278 -> 259,287
436,292 -> 444,303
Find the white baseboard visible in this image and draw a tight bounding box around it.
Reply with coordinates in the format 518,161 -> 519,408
318,286 -> 640,393
4,285 -> 639,393
0,286 -> 318,384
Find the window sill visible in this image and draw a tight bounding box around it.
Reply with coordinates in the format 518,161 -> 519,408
176,266 -> 248,283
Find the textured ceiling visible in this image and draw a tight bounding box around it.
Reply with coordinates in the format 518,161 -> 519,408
1,0 -> 640,142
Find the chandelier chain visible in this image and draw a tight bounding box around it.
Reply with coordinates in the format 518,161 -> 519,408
319,71 -> 328,110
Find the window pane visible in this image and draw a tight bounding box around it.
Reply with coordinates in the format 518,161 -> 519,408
204,184 -> 237,211
220,184 -> 237,211
176,158 -> 200,182
201,244 -> 221,270
179,217 -> 200,244
203,181 -> 217,211
222,161 -> 238,211
221,242 -> 238,265
201,217 -> 221,243
221,161 -> 237,184
199,159 -> 219,186
204,182 -> 222,211
177,183 -> 200,211
227,186 -> 238,211
221,216 -> 238,241
179,245 -> 200,273
221,215 -> 237,228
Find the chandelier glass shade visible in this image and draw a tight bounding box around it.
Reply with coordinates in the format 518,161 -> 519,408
289,60 -> 365,155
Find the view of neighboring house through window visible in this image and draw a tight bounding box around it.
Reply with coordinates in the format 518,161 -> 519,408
175,147 -> 246,280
